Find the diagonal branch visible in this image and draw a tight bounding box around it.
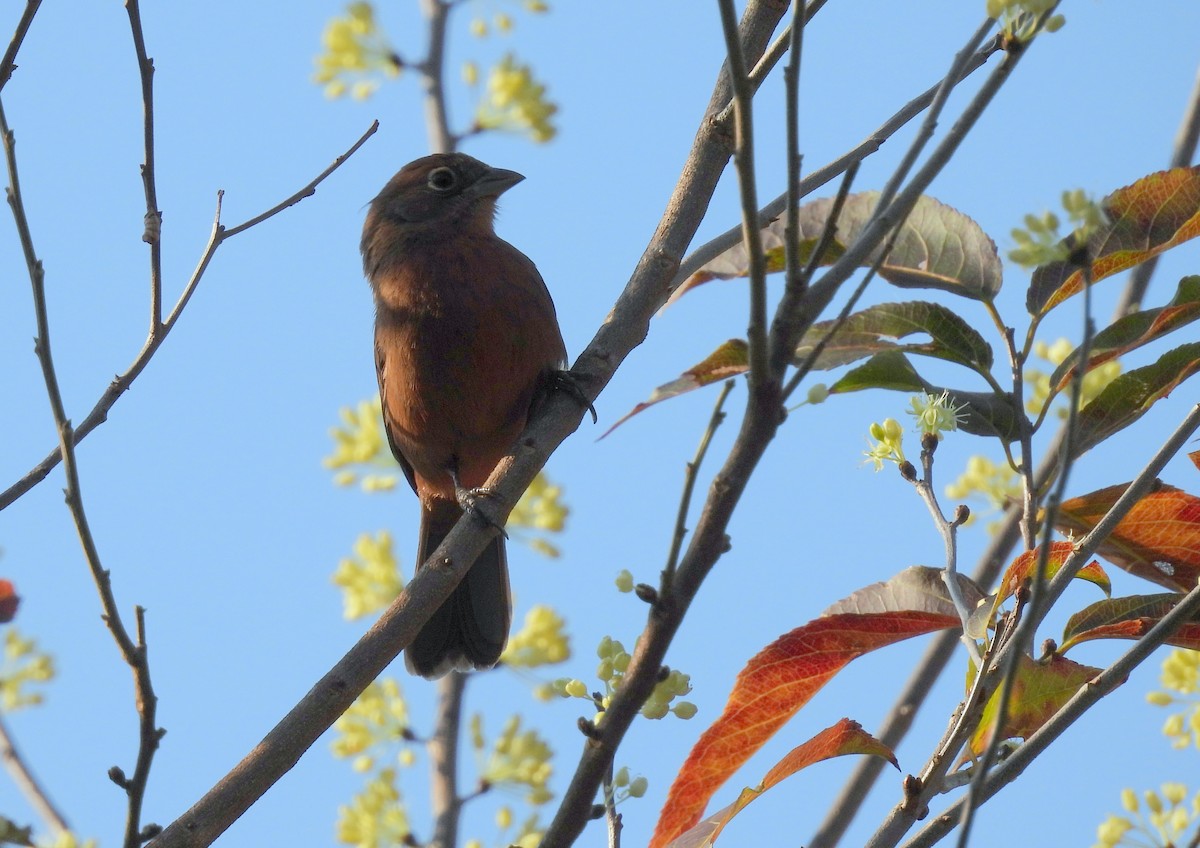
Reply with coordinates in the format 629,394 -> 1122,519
0,0 -> 42,93
0,712 -> 69,836
0,120 -> 378,513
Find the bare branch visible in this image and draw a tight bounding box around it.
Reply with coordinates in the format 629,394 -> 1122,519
2,96 -> 160,848
0,0 -> 42,93
0,712 -> 69,836
0,120 -> 378,512
124,0 -> 163,330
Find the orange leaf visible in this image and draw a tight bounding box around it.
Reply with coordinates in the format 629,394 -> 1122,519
1055,482 -> 1200,592
600,339 -> 747,438
649,566 -> 975,848
0,579 -> 18,623
665,719 -> 897,848
1189,449 -> 1200,472
995,542 -> 1109,606
1028,166 -> 1200,315
969,654 -> 1101,756
1061,594 -> 1200,652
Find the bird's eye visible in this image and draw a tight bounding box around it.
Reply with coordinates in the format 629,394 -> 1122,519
427,167 -> 458,192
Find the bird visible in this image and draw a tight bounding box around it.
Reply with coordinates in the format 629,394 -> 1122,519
362,152 -> 567,679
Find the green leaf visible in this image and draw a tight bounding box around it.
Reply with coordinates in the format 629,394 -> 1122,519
830,350 -> 1020,441
672,191 -> 1002,304
794,301 -> 994,372
1027,166 -> 1200,315
1049,275 -> 1200,393
1073,341 -> 1200,456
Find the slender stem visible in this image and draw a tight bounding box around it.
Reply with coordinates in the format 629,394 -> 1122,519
603,764 -> 622,848
664,381 -> 734,581
0,0 -> 42,92
674,35 -> 1002,291
0,121 -> 377,512
767,0 -> 807,378
124,0 -> 163,331
0,713 -> 69,836
427,673 -> 466,848
716,0 -> 769,389
2,96 -> 160,848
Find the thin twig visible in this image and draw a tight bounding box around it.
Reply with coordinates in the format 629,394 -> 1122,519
2,96 -> 160,848
767,0 -> 807,378
0,0 -> 42,92
674,34 -> 1003,292
603,764 -> 622,848
664,380 -> 735,582
873,18 -> 994,215
124,0 -> 163,331
911,439 -> 982,666
0,712 -> 69,836
716,0 -> 769,388
0,120 -> 378,512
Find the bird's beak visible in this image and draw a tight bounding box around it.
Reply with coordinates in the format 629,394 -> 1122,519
470,167 -> 525,199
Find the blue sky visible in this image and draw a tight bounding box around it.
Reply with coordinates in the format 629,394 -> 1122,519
3,2 -> 1200,847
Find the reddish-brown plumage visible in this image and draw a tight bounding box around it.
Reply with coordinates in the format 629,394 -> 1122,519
363,153 -> 566,678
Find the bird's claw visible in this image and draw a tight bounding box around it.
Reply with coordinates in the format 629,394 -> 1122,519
552,369 -> 597,424
451,474 -> 509,539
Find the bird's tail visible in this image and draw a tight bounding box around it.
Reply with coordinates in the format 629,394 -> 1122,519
405,499 -> 511,679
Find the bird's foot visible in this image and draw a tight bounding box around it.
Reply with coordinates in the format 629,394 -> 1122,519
451,473 -> 509,539
551,369 -> 597,424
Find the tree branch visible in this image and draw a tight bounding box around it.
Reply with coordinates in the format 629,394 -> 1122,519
2,96 -> 160,848
427,673 -> 466,848
0,120 -> 378,513
0,712 -> 69,836
0,0 -> 41,93
123,0 -> 163,330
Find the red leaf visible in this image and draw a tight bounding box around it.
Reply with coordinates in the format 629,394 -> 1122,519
1028,167 -> 1200,315
649,566 -> 973,848
0,580 -> 18,623
665,719 -> 896,848
1055,482 -> 1200,592
1061,594 -> 1200,651
601,340 -> 747,438
995,542 -> 1109,606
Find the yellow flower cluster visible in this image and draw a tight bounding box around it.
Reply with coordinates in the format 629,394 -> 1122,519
335,767 -> 410,848
1009,189 -> 1103,269
479,715 -> 555,804
33,832 -> 97,848
549,636 -> 696,723
333,532 -> 404,621
1094,784 -> 1199,848
313,2 -> 402,100
1147,649 -> 1200,749
475,55 -> 558,143
501,605 -> 570,669
1,628 -> 54,712
907,391 -> 967,439
987,0 -> 1066,44
945,455 -> 1022,530
509,472 -> 569,558
325,399 -> 399,493
1025,338 -> 1122,420
331,678 -> 411,773
863,418 -> 905,472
